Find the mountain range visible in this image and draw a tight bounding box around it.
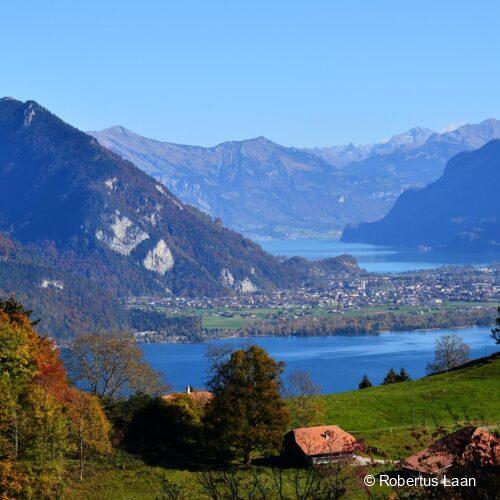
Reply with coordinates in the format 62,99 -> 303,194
1,97 -> 498,336
0,97 -> 321,296
90,119 -> 500,238
342,139 -> 500,250
0,98 -> 360,337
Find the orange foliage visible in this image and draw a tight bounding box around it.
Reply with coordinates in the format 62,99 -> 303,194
0,460 -> 29,499
0,300 -> 112,493
33,335 -> 70,402
0,306 -> 71,401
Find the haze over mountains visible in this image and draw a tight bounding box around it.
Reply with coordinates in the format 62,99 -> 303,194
342,139 -> 500,251
0,97 -> 320,296
304,126 -> 435,166
0,97 -> 498,335
0,98 -> 360,337
90,119 -> 500,238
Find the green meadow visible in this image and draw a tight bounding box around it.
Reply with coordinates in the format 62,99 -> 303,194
63,354 -> 499,499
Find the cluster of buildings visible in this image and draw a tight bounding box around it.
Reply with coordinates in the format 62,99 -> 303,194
127,265 -> 499,318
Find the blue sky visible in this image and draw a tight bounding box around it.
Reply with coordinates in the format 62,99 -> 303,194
2,1 -> 499,147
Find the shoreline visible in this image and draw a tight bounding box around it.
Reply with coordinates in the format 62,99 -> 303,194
136,321 -> 495,345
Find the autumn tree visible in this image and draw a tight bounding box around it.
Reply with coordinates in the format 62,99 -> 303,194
66,389 -> 111,480
0,460 -> 30,499
0,298 -> 112,494
283,369 -> 326,428
358,374 -> 372,389
0,307 -> 42,459
67,331 -> 166,400
203,345 -> 290,465
18,385 -> 69,466
0,304 -> 70,495
426,335 -> 471,374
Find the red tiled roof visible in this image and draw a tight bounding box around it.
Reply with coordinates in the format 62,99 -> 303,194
292,425 -> 357,457
403,427 -> 499,474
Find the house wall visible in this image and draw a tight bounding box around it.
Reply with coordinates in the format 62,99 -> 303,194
310,452 -> 353,466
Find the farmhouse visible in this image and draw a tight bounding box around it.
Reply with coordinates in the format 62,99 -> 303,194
402,426 -> 499,475
282,425 -> 358,466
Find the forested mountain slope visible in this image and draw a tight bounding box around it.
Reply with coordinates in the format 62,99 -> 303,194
342,140 -> 500,250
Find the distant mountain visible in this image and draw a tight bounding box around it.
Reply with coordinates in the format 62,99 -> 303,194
341,139 -> 500,251
90,119 -> 500,238
305,126 -> 434,166
0,98 -> 316,300
88,128 -> 359,237
337,118 -> 500,192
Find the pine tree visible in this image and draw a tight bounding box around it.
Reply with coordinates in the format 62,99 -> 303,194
396,368 -> 410,382
0,296 -> 40,326
358,374 -> 373,389
382,368 -> 398,385
491,307 -> 500,344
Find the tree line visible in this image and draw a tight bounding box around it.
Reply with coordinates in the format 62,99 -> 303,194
234,306 -> 496,338
358,333 -> 473,389
0,298 -> 111,496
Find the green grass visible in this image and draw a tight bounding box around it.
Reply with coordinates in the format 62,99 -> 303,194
62,453 -> 386,500
320,353 -> 500,457
62,454 -> 193,500
62,354 -> 499,498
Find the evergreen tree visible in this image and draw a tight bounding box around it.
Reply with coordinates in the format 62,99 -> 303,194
491,307 -> 500,344
0,296 -> 39,326
382,368 -> 398,385
203,345 -> 290,465
396,368 -> 410,382
358,374 -> 373,389
124,396 -> 201,466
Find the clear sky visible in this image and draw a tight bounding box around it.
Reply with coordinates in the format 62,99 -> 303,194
2,1 -> 499,147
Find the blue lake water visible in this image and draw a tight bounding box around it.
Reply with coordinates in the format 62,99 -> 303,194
143,326 -> 497,394
259,238 -> 500,273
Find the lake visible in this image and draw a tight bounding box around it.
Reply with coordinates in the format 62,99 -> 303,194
143,326 -> 497,394
259,238 -> 500,273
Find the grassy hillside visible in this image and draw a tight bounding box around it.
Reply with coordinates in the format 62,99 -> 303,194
321,353 -> 500,456
62,353 -> 499,498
